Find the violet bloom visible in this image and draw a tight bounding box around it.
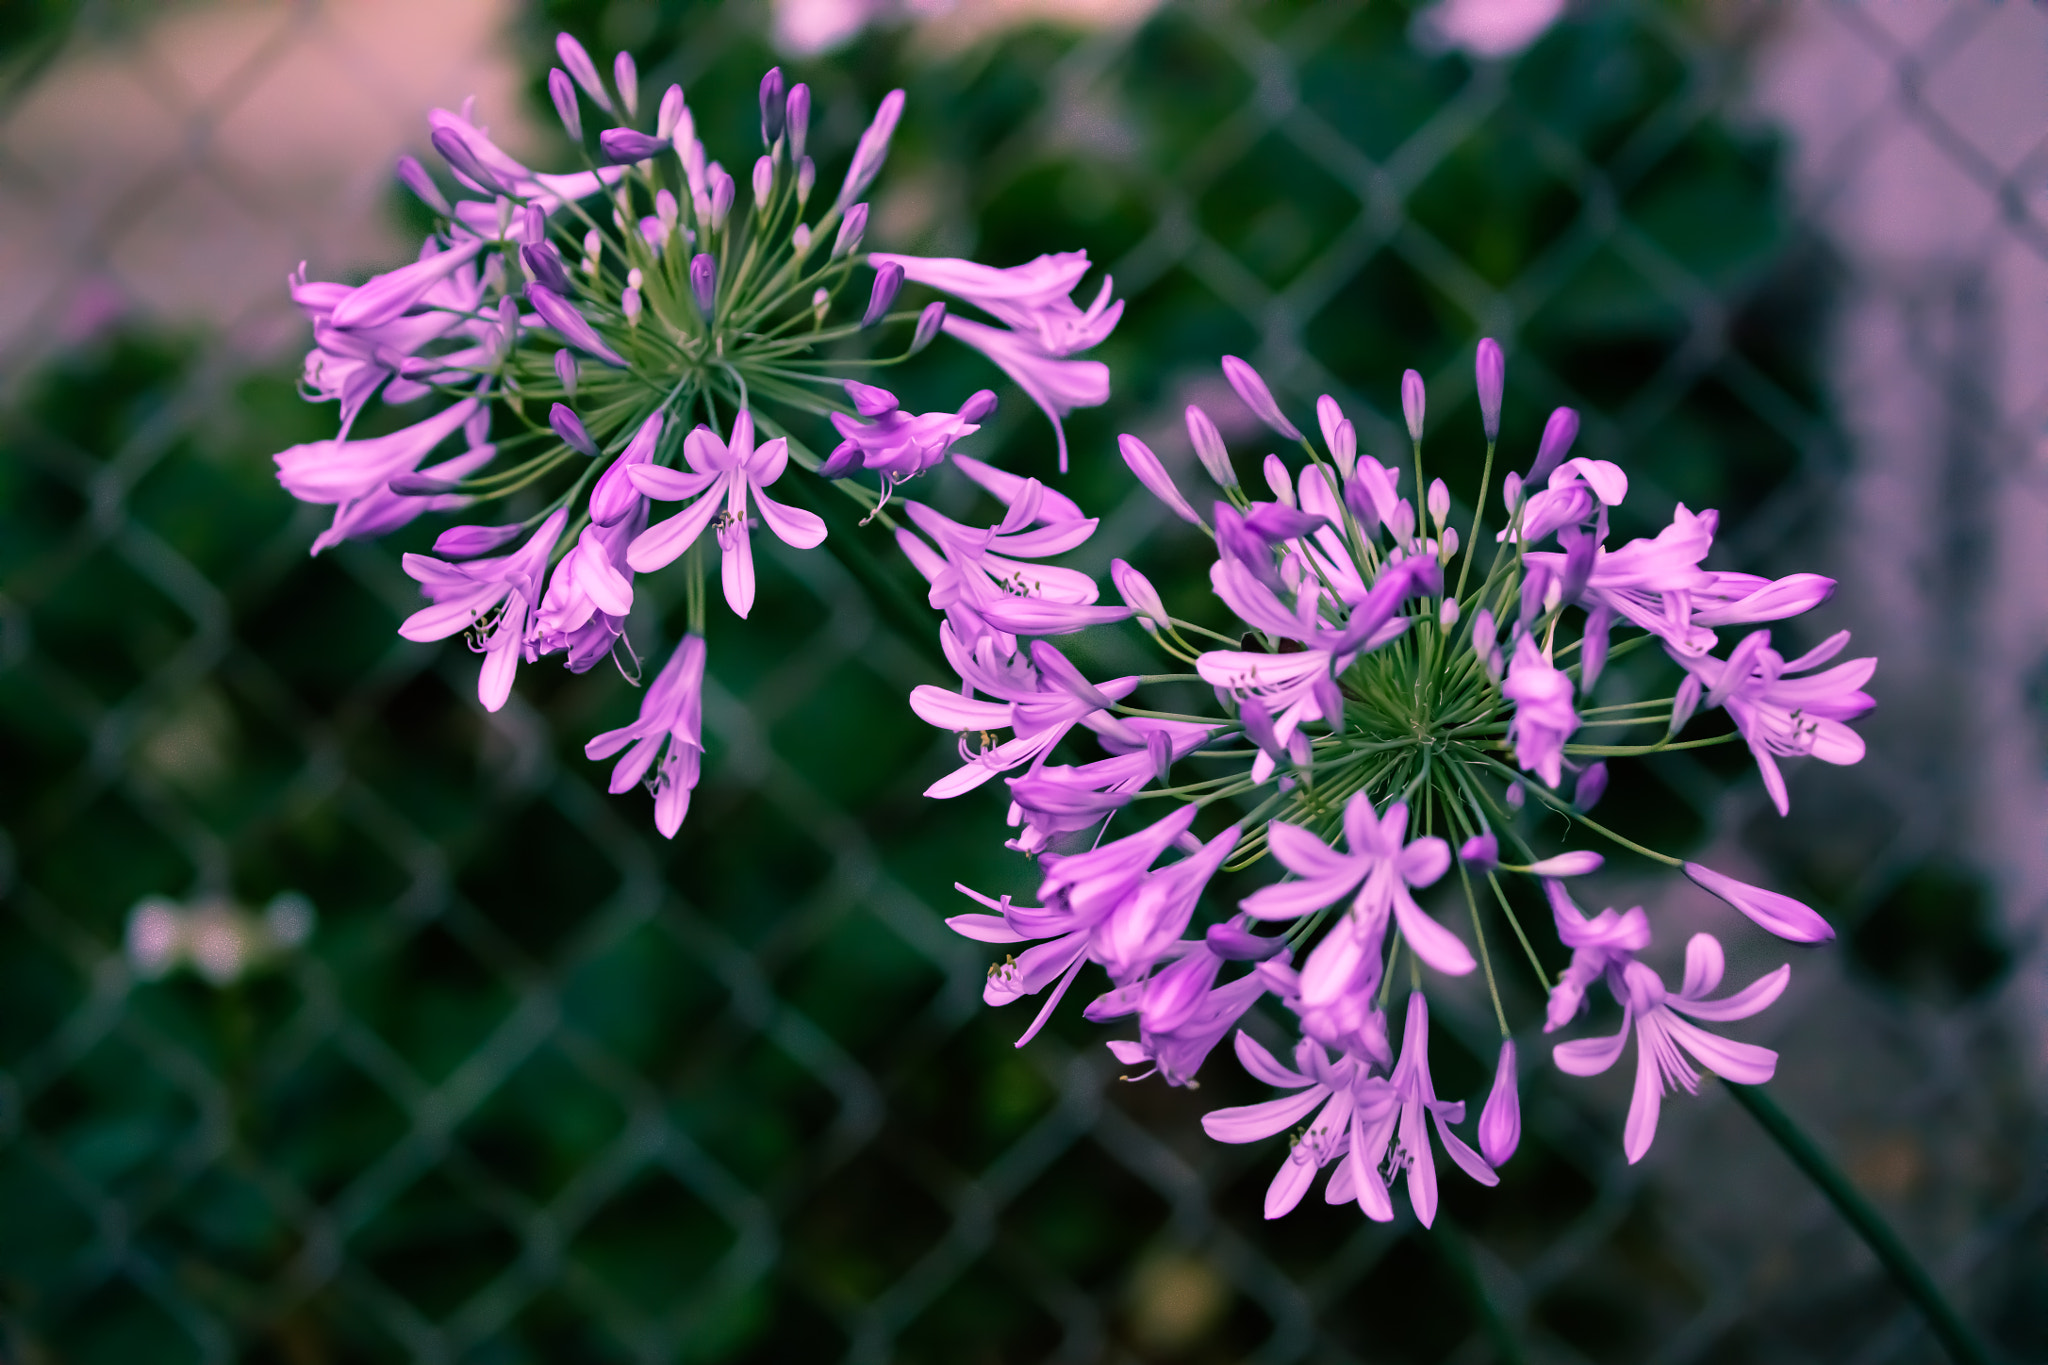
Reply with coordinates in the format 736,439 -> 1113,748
1478,1040 -> 1520,1167
867,250 -> 1121,472
1343,993 -> 1498,1227
947,805 -> 1204,1044
1240,791 -> 1474,976
1676,628 -> 1876,816
1004,718 -> 1216,855
819,381 -> 996,482
584,634 -> 707,837
1526,503 -> 1718,654
1200,1031 -> 1398,1220
1260,915 -> 1393,1063
909,638 -> 1140,798
1501,632 -> 1577,789
530,512 -> 642,672
1509,456 -> 1628,547
625,410 -> 828,618
1090,945 -> 1272,1088
1682,862 -> 1834,943
897,464 -> 1124,646
398,509 -> 566,711
1543,879 -> 1653,1031
308,440 -> 495,556
1220,355 -> 1303,440
1553,931 -> 1787,1163
275,396 -> 480,510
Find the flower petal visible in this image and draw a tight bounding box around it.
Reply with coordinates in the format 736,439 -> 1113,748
1202,1086 -> 1326,1144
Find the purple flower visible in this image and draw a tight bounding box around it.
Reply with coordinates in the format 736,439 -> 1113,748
897,468 -> 1119,648
820,382 -> 995,482
1682,862 -> 1834,943
1401,369 -> 1426,441
309,441 -> 495,556
1220,355 -> 1303,441
1356,993 -> 1499,1226
1185,405 -> 1238,488
555,33 -> 613,113
1475,338 -> 1504,442
548,68 -> 582,141
861,262 -> 903,328
1003,718 -> 1216,855
835,89 -> 906,207
1501,633 -> 1577,789
1553,931 -> 1787,1162
1478,1040 -> 1520,1166
530,512 -> 641,672
275,397 -> 480,508
1093,946 -> 1273,1088
1526,405 -> 1579,484
588,410 -> 663,527
947,805 -> 1204,1045
599,128 -> 669,165
585,634 -> 706,837
1691,571 -> 1837,628
910,638 -> 1140,798
1201,1031 -> 1398,1220
1117,434 -> 1203,526
527,284 -> 629,367
398,509 -> 567,711
625,410 -> 828,618
1543,880 -> 1653,1031
1676,628 -> 1875,816
937,316 -> 1110,475
1240,791 -> 1473,976
1510,456 -> 1627,546
1526,504 -> 1717,654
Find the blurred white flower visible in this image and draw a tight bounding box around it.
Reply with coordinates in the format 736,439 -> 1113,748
123,893 -> 316,985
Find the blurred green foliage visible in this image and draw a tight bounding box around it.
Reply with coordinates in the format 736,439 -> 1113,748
0,1 -> 1900,1361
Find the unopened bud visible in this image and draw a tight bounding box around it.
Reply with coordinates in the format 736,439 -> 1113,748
862,262 -> 903,329
793,223 -> 812,255
1439,597 -> 1460,627
796,156 -> 815,206
554,348 -> 578,397
548,68 -> 583,142
550,402 -> 598,456
708,164 -> 734,230
613,50 -> 638,118
657,84 -> 685,139
786,83 -> 811,163
1401,368 -> 1426,442
1185,404 -> 1236,488
690,253 -> 717,318
655,188 -> 679,235
599,128 -> 667,165
908,301 -> 945,354
1475,337 -> 1504,442
521,242 -> 572,296
395,155 -> 450,215
622,286 -> 642,324
759,67 -> 786,147
833,202 -> 868,258
430,128 -> 505,196
752,154 -> 774,211
1427,477 -> 1449,527
812,287 -> 830,325
1528,406 -> 1580,484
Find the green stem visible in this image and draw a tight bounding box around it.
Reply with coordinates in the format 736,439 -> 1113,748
1727,1084 -> 1998,1365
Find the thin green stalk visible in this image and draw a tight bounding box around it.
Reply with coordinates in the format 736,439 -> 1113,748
1727,1084 -> 1998,1365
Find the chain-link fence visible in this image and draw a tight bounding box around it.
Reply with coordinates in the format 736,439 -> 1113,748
1,1 -> 2043,1361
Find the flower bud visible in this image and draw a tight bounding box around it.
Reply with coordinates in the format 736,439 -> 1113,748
812,287 -> 830,326
1574,761 -> 1608,811
1505,782 -> 1525,810
553,348 -> 578,397
959,390 -> 998,424
434,523 -> 525,558
599,128 -> 667,165
785,83 -> 811,162
1221,355 -> 1303,440
759,67 -> 786,146
546,68 -> 582,142
1439,597 -> 1460,627
1476,337 -> 1504,442
549,403 -> 599,457
1122,435 -> 1203,526
613,50 -> 639,118
1111,558 -> 1169,630
833,202 -> 868,258
521,242 -> 572,296
1205,919 -> 1286,962
1401,368 -> 1425,441
430,128 -> 505,196
838,89 -> 905,207
1427,476 -> 1449,527
707,164 -> 735,230
1528,406 -> 1579,484
797,156 -> 815,206
1459,832 -> 1499,872
1478,1041 -> 1520,1168
752,154 -> 774,211
656,84 -> 684,139
555,33 -> 613,113
1263,454 -> 1296,507
862,262 -> 903,329
622,286 -> 642,324
1184,404 -> 1236,488
1502,470 -> 1522,511
792,223 -> 811,255
908,301 -> 945,354
1316,394 -> 1356,478
1684,862 -> 1834,942
689,253 -> 717,318
655,188 -> 679,237
393,157 -> 450,221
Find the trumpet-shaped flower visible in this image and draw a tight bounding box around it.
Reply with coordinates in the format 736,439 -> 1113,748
398,509 -> 567,711
1676,628 -> 1876,816
584,634 -> 707,837
626,410 -> 827,617
1200,1031 -> 1397,1220
1552,931 -> 1787,1162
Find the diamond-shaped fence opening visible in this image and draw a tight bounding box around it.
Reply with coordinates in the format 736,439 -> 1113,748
2,0 -> 2045,1361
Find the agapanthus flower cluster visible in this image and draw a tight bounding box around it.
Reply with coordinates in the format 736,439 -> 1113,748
920,341 -> 1874,1214
274,34 -> 1119,835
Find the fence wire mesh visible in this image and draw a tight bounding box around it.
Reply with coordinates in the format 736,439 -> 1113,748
1,1 -> 2044,1362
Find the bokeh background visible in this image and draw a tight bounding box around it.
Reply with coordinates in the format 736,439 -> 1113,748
1,0 -> 2045,1361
